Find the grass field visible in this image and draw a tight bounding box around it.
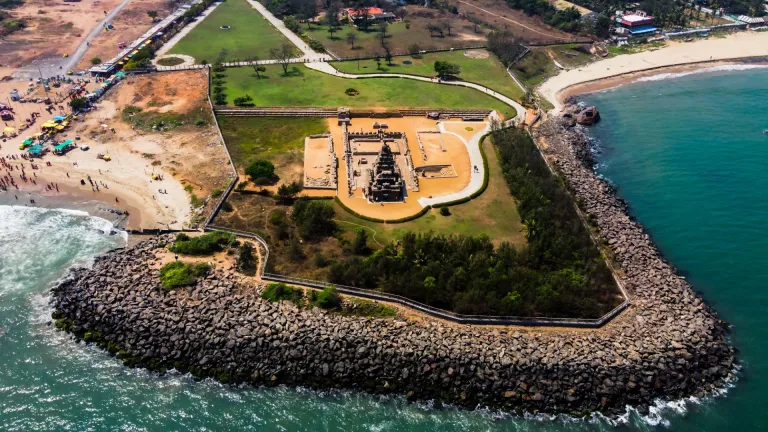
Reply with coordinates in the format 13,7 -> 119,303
220,64 -> 515,118
169,0 -> 296,63
511,48 -> 556,89
217,116 -> 328,184
213,136 -> 525,277
546,44 -> 595,69
331,50 -> 525,101
332,137 -> 525,247
302,8 -> 487,58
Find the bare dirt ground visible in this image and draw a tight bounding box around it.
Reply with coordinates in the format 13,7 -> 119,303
458,0 -> 577,44
303,136 -> 335,189
328,117 -> 479,220
2,70 -> 233,230
0,0 -> 123,68
76,0 -> 172,70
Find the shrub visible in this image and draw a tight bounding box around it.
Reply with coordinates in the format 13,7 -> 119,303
291,198 -> 336,240
261,282 -> 303,303
159,261 -> 209,290
233,95 -> 254,107
237,242 -> 257,274
90,57 -> 102,65
245,160 -> 275,183
439,206 -> 450,216
211,189 -> 223,198
345,87 -> 359,96
314,286 -> 342,309
169,231 -> 237,255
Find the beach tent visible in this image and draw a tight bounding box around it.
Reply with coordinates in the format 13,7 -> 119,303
53,115 -> 66,121
3,126 -> 14,134
22,139 -> 33,146
27,144 -> 45,155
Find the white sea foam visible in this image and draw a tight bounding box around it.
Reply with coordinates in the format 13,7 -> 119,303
635,64 -> 768,82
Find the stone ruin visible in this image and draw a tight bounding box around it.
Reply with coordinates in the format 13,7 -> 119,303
364,142 -> 404,202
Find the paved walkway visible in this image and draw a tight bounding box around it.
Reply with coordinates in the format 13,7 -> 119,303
242,0 -> 331,62
417,120 -> 492,208
305,62 -> 527,124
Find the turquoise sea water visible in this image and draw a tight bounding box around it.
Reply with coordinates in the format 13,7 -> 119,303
1,67 -> 766,430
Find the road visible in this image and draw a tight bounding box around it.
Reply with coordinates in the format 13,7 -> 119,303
15,0 -> 133,79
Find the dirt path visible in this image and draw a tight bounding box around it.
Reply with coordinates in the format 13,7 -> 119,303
333,219 -> 384,247
458,0 -> 572,41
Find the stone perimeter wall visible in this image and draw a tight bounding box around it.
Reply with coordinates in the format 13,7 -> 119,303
50,118 -> 735,417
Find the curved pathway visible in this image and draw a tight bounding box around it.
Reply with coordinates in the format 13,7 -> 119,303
417,120 -> 490,208
305,62 -> 527,124
242,0 -> 331,61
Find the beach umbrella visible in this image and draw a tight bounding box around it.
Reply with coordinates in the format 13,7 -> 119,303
33,132 -> 43,137
3,126 -> 14,134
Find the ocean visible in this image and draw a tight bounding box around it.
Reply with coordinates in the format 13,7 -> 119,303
1,67 -> 766,430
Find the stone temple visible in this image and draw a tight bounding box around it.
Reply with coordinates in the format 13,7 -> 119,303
366,143 -> 404,202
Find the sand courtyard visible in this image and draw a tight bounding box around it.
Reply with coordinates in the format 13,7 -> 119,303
302,116 -> 490,219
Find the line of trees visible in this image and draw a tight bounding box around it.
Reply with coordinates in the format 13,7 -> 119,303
327,129 -> 620,318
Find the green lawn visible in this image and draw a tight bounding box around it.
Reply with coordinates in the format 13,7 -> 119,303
333,137 -> 525,247
510,48 -> 556,89
547,44 -> 595,69
332,50 -> 524,101
217,116 -> 328,183
221,64 -> 516,118
169,0 -> 296,63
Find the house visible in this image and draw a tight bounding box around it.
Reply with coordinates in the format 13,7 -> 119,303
342,7 -> 396,23
615,11 -> 657,37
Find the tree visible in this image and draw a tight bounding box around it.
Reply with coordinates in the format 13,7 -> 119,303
377,22 -> 388,43
283,15 -> 300,33
90,57 -> 102,65
326,1 -> 341,27
427,23 -> 444,37
251,56 -> 266,79
442,20 -> 452,36
277,181 -> 302,203
346,31 -> 358,49
374,53 -> 382,70
69,97 -> 89,110
328,25 -> 338,38
352,228 -> 369,254
355,4 -> 372,31
291,198 -> 337,240
467,15 -> 482,33
434,60 -> 460,77
384,48 -> 393,66
147,10 -> 158,21
237,242 -> 257,274
408,43 -> 421,57
245,160 -> 275,183
270,44 -> 295,75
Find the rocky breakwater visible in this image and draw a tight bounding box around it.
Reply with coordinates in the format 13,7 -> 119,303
52,227 -> 733,417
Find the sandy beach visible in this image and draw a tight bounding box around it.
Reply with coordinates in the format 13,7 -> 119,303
539,31 -> 768,112
1,70 -> 232,231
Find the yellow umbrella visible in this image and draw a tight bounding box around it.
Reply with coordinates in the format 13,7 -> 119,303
33,132 -> 43,137
3,126 -> 14,133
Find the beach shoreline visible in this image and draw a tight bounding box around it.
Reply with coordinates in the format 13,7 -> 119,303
538,31 -> 768,112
